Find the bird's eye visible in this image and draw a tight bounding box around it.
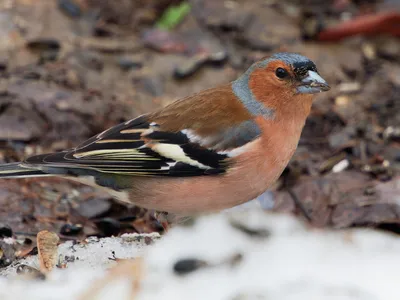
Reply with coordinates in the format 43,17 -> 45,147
275,68 -> 289,79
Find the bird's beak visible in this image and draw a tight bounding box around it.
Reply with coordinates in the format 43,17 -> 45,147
296,71 -> 330,94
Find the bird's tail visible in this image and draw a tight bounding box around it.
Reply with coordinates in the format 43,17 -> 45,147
0,163 -> 50,178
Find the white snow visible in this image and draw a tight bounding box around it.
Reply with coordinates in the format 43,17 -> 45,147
1,211 -> 400,300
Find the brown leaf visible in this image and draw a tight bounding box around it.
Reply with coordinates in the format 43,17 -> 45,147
37,230 -> 59,273
78,258 -> 144,300
275,172 -> 400,229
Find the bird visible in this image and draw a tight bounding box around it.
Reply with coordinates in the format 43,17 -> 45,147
0,52 -> 330,215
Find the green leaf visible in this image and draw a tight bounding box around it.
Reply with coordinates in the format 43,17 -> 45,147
156,2 -> 191,30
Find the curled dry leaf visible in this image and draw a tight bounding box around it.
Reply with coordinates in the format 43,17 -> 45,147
37,230 -> 60,273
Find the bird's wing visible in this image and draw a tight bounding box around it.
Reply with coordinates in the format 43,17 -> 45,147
24,85 -> 261,177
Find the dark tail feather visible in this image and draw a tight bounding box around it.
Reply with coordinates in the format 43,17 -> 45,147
0,163 -> 50,178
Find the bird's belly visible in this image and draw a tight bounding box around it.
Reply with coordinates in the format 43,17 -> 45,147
127,177 -> 269,214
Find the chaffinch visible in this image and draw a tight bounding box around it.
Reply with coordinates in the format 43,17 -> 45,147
0,53 -> 329,214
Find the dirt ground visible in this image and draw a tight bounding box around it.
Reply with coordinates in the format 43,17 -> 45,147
0,0 -> 399,264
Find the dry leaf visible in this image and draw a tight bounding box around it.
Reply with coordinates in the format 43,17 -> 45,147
79,258 -> 144,300
37,230 -> 59,273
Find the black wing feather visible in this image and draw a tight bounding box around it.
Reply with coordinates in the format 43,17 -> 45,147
24,115 -> 229,177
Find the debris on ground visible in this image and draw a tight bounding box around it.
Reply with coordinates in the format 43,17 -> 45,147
1,211 -> 400,300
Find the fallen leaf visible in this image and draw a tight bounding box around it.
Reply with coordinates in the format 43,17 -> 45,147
37,230 -> 59,273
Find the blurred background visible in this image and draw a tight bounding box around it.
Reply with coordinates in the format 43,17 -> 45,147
0,0 -> 399,251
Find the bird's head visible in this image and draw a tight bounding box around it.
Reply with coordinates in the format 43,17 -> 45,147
232,52 -> 330,119
248,52 -> 330,95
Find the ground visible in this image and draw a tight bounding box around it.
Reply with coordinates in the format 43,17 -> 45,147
2,211 -> 400,300
0,0 -> 399,268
